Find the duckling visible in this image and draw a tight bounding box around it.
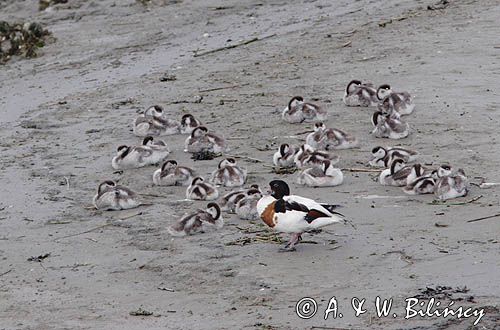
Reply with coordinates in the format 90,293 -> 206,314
302,150 -> 340,169
92,180 -> 140,211
379,159 -> 412,186
273,143 -> 298,167
294,144 -> 315,168
368,146 -> 418,167
305,122 -> 327,149
322,128 -> 359,150
297,160 -> 344,187
210,158 -> 247,187
112,145 -> 155,170
257,180 -> 345,252
435,169 -> 468,200
133,105 -> 181,136
434,164 -> 454,179
403,175 -> 436,195
186,177 -> 219,200
167,203 -> 223,237
282,96 -> 328,123
235,189 -> 263,220
377,84 -> 415,116
294,144 -> 339,168
342,80 -> 378,107
152,160 -> 195,186
403,165 -> 453,194
219,185 -> 260,213
180,113 -> 202,134
141,136 -> 170,164
184,126 -> 229,153
371,111 -> 409,139
405,163 -> 429,186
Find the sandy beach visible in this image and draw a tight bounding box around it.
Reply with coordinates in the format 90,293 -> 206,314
1,0 -> 499,329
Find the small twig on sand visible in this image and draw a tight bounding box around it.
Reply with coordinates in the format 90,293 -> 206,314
193,34 -> 276,57
227,136 -> 249,140
119,211 -> 143,220
429,195 -> 483,206
140,193 -> 164,198
449,195 -> 483,205
467,212 -> 500,223
199,84 -> 248,93
53,223 -> 113,241
342,168 -> 382,173
294,130 -> 313,136
341,40 -> 352,47
158,286 -> 175,292
227,154 -> 264,163
0,269 -> 12,277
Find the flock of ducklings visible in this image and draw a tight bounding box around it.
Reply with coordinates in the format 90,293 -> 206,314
92,80 -> 469,238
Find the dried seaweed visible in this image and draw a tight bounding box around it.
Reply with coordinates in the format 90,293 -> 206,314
0,21 -> 51,63
191,151 -> 222,161
27,253 -> 51,262
129,307 -> 153,316
413,286 -> 474,302
272,166 -> 297,174
225,232 -> 284,246
39,0 -> 68,11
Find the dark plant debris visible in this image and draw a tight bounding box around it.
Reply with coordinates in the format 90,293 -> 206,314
129,307 -> 153,316
191,150 -> 222,161
39,0 -> 68,11
272,166 -> 297,175
0,21 -> 52,63
428,0 -> 449,11
413,286 -> 475,302
28,253 -> 51,262
159,73 -> 177,82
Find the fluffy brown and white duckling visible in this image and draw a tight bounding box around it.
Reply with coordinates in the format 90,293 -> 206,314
167,203 -> 223,237
371,111 -> 409,139
219,185 -> 261,213
273,143 -> 298,167
368,146 -> 418,167
403,165 -> 452,194
92,180 -> 140,211
405,163 -> 430,186
152,160 -> 195,186
434,169 -> 468,200
282,96 -> 328,123
403,175 -> 436,195
379,159 -> 412,186
184,126 -> 229,153
235,189 -> 263,220
256,180 -> 345,252
377,84 -> 415,116
133,105 -> 181,136
186,177 -> 219,200
210,158 -> 247,187
322,128 -> 359,150
112,145 -> 157,170
294,144 -> 339,169
141,136 -> 170,164
180,114 -> 202,134
342,80 -> 378,107
297,160 -> 344,187
305,122 -> 327,149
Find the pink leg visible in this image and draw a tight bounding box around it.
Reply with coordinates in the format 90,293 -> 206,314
279,233 -> 302,252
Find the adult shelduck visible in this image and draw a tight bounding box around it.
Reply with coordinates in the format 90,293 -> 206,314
256,180 -> 345,252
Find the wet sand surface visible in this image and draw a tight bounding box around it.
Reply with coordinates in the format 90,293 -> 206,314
1,0 -> 499,329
